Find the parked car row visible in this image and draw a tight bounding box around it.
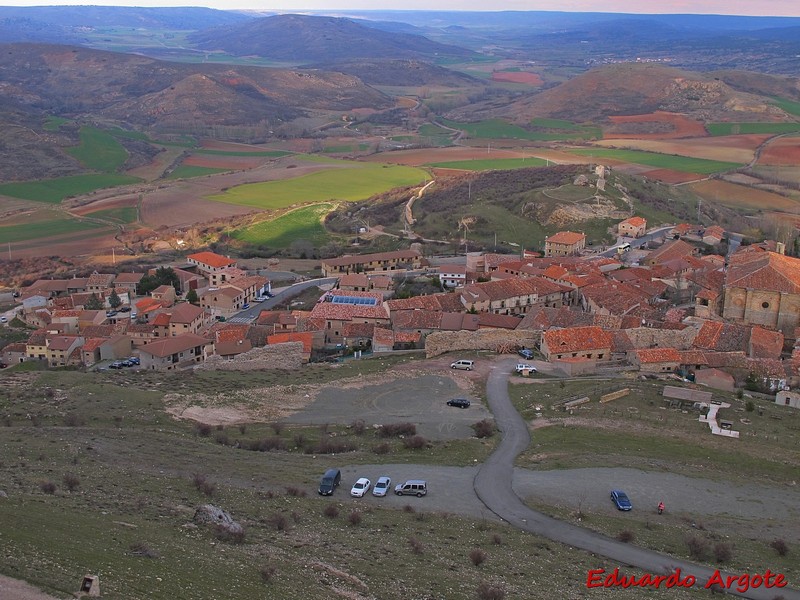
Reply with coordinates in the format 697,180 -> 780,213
318,468 -> 427,498
109,356 -> 140,369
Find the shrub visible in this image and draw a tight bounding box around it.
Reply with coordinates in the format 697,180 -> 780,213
491,533 -> 503,545
192,473 -> 215,497
259,437 -> 287,452
372,442 -> 391,455
377,422 -> 416,438
291,511 -> 301,524
476,582 -> 505,600
472,419 -> 496,438
402,435 -> 428,449
62,473 -> 80,492
714,542 -> 733,563
238,423 -> 247,434
348,510 -> 363,526
285,486 -> 307,498
40,481 -> 57,495
260,564 -> 277,584
351,419 -> 366,435
323,504 -> 339,519
403,504 -> 415,514
293,433 -> 306,448
408,536 -> 424,555
63,413 -> 85,427
617,530 -> 635,543
686,535 -> 709,560
308,439 -> 356,454
771,538 -> 789,557
129,542 -> 159,558
267,513 -> 289,532
271,422 -> 285,435
196,423 -> 212,437
214,432 -> 229,446
745,400 -> 755,412
469,548 -> 487,566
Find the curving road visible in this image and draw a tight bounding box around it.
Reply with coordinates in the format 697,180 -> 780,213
474,359 -> 800,600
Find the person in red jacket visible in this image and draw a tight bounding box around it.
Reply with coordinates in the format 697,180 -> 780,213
658,501 -> 665,515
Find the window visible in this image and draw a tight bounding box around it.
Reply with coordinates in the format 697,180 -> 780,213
761,301 -> 770,309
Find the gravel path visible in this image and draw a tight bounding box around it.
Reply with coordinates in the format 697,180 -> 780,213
0,576 -> 64,600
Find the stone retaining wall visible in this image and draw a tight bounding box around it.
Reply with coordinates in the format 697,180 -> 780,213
625,326 -> 698,350
197,342 -> 305,371
425,329 -> 540,358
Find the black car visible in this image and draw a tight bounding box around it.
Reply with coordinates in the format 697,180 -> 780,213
447,398 -> 470,409
518,348 -> 534,360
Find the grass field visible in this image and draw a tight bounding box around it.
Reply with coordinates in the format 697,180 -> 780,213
0,174 -> 141,203
66,126 -> 130,173
323,144 -> 370,153
569,148 -> 742,174
440,118 -> 601,142
232,203 -> 334,247
772,96 -> 800,117
706,122 -> 800,136
426,157 -> 548,170
208,161 -> 429,209
0,211 -> 108,243
193,149 -> 290,157
84,206 -> 139,224
166,166 -> 229,179
42,116 -> 70,131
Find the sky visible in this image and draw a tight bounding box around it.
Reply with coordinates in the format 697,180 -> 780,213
1,1 -> 799,16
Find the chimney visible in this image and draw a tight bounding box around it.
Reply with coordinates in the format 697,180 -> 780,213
776,242 -> 786,255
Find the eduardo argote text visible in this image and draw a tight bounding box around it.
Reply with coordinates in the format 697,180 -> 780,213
587,567 -> 788,593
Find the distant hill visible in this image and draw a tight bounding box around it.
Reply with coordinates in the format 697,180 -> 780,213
307,59 -> 481,87
188,14 -> 475,63
450,63 -> 795,124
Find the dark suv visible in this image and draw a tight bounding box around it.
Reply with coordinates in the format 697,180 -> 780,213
518,347 -> 534,360
446,398 -> 470,409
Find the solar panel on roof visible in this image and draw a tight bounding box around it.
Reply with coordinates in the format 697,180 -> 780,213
331,295 -> 377,306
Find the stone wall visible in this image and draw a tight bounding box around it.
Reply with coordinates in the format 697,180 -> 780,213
425,330 -> 540,358
624,326 -> 698,350
197,342 -> 305,371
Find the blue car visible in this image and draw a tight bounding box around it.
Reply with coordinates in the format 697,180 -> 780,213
610,490 -> 633,511
518,347 -> 534,360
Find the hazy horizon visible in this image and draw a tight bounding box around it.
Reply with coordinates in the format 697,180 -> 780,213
1,1 -> 799,17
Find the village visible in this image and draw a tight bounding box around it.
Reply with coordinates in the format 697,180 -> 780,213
3,215 -> 800,414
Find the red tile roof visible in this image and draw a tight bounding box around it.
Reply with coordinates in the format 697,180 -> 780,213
187,251 -> 236,269
636,348 -> 681,363
322,249 -> 419,268
726,251 -> 800,294
620,216 -> 646,227
268,332 -> 313,353
542,326 -> 613,354
546,231 -> 586,245
140,333 -> 210,358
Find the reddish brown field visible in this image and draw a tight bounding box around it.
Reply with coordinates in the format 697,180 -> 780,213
690,179 -> 800,213
198,140 -> 274,152
182,154 -> 268,170
365,146 -> 589,166
605,111 -> 708,139
595,135 -> 766,164
70,195 -> 137,216
758,136 -> 800,165
640,168 -> 706,184
491,71 -> 543,85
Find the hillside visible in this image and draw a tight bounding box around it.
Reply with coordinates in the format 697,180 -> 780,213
306,59 -> 481,87
188,14 -> 474,63
449,63 -> 795,124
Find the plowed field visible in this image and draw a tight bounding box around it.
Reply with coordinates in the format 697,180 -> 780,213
605,111 -> 707,139
490,71 -> 543,85
690,179 -> 800,213
595,134 -> 768,163
758,136 -> 800,165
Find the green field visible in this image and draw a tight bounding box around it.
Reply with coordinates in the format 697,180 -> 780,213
208,161 -> 429,209
426,157 -> 548,170
66,127 -> 129,172
440,118 -> 601,141
167,166 -> 229,179
772,96 -> 800,117
85,206 -> 139,224
570,148 -> 742,174
706,122 -> 800,136
233,203 -> 334,247
0,174 -> 141,203
193,149 -> 290,157
0,214 -> 108,244
43,116 -> 70,131
323,144 -> 370,153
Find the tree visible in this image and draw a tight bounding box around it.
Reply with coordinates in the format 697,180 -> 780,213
85,293 -> 103,311
108,288 -> 122,309
186,289 -> 199,305
138,267 -> 181,295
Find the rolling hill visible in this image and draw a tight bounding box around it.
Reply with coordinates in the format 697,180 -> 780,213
306,59 -> 481,87
188,14 -> 475,63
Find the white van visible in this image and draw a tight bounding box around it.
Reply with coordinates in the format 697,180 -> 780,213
450,359 -> 474,371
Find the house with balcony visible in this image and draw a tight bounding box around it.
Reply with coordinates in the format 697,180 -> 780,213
139,333 -> 212,371
544,231 -> 586,257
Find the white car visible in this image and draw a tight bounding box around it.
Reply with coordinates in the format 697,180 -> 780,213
372,476 -> 391,497
515,363 -> 537,373
350,477 -> 371,497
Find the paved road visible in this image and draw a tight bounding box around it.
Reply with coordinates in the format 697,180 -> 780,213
601,225 -> 675,258
474,359 -> 800,600
228,277 -> 337,322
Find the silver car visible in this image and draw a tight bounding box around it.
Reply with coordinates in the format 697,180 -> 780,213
372,476 -> 391,497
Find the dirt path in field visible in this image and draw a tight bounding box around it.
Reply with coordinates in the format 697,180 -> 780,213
0,576 -> 65,600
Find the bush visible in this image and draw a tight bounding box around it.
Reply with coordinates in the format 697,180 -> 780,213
348,510 -> 363,526
408,536 -> 424,555
745,400 -> 755,412
472,419 -> 496,439
40,481 -> 57,495
285,486 -> 307,498
323,504 -> 339,519
213,525 -> 246,544
714,542 -> 733,563
62,473 -> 80,492
617,530 -> 635,543
260,564 -> 277,584
307,439 -> 356,454
402,435 -> 428,449
476,582 -> 505,600
377,422 -> 416,438
771,538 -> 789,557
192,473 -> 215,497
196,423 -> 212,437
214,432 -> 229,446
686,535 -> 709,560
63,413 -> 85,427
259,437 -> 287,452
351,419 -> 366,435
372,442 -> 391,455
267,513 -> 289,532
491,533 -> 503,545
469,548 -> 487,566
271,422 -> 285,435
293,433 -> 306,448
130,542 -> 159,558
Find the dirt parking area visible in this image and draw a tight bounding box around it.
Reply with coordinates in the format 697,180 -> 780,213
0,576 -> 64,600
